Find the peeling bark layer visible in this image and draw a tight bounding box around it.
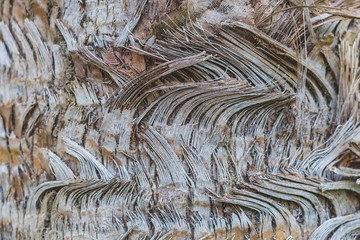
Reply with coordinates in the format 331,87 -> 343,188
1,0 -> 360,239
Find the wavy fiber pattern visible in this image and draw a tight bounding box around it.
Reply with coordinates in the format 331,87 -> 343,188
1,0 -> 360,239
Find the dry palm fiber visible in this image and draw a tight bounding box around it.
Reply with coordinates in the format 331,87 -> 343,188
1,0 -> 360,239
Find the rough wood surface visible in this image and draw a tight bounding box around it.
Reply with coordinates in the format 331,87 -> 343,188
1,0 -> 360,239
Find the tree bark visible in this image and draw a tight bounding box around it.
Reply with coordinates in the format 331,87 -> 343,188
1,0 -> 360,239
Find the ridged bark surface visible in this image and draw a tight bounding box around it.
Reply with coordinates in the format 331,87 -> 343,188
1,0 -> 360,239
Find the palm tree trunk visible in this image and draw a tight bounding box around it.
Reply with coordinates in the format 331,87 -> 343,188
1,0 -> 360,239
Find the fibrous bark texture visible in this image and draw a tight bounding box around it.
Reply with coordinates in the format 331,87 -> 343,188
1,0 -> 360,239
